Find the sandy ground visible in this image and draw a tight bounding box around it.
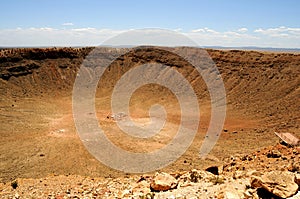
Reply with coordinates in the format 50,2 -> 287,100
0,47 -> 299,183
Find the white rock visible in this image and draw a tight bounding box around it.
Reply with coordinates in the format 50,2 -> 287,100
251,171 -> 298,198
150,172 -> 178,191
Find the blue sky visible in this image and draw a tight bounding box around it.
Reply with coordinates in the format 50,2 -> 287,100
0,0 -> 299,47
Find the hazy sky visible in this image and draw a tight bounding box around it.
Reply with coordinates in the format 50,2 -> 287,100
1,0 -> 299,47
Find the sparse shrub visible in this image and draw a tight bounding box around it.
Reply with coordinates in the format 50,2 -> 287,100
210,176 -> 225,185
139,193 -> 154,199
190,170 -> 200,183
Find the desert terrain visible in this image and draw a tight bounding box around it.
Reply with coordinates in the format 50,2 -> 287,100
0,47 -> 299,198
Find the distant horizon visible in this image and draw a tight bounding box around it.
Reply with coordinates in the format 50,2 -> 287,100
0,27 -> 299,48
0,0 -> 299,48
1,45 -> 300,53
1,44 -> 300,49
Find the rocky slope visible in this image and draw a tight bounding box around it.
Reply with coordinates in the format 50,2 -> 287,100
0,47 -> 299,198
1,47 -> 299,130
0,143 -> 299,198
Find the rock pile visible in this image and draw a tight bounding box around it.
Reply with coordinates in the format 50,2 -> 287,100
0,144 -> 299,198
222,143 -> 300,174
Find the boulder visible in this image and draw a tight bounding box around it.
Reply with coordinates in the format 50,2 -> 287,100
218,184 -> 244,199
224,191 -> 240,199
287,191 -> 300,199
150,172 -> 178,191
251,171 -> 298,198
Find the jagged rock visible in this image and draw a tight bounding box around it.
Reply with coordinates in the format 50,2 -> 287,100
150,172 -> 178,191
132,180 -> 150,194
288,161 -> 300,172
0,63 -> 41,80
119,189 -> 131,198
243,190 -> 254,198
14,193 -> 20,199
233,170 -> 246,179
295,174 -> 300,186
251,171 -> 298,198
178,169 -> 215,187
246,170 -> 262,177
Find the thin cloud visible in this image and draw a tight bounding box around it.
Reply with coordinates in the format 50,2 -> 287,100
254,26 -> 300,38
173,28 -> 182,32
237,28 -> 248,33
0,26 -> 299,48
191,28 -> 219,34
62,22 -> 74,26
29,27 -> 56,31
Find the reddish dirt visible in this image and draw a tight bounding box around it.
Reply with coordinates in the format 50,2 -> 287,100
0,47 -> 299,183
